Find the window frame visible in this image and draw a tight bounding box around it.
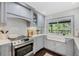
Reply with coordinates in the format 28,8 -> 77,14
47,16 -> 74,36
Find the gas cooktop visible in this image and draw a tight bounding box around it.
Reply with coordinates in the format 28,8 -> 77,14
8,35 -> 29,46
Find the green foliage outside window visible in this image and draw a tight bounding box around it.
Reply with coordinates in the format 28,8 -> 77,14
48,21 -> 71,36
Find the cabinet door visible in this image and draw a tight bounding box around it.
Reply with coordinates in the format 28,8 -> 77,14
0,43 -> 11,56
33,37 -> 37,54
7,2 -> 31,19
74,42 -> 79,56
37,13 -> 45,34
37,14 -> 45,27
33,35 -> 44,53
0,47 -> 1,56
43,35 -> 47,48
37,36 -> 44,50
56,41 -> 66,55
0,3 -> 6,23
46,40 -> 56,51
66,39 -> 73,56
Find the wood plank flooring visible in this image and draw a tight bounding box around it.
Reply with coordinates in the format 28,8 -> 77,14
34,48 -> 63,56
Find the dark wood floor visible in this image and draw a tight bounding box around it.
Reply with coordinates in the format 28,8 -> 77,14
34,48 -> 63,56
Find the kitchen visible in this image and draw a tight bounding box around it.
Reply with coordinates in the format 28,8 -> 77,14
0,2 -> 79,56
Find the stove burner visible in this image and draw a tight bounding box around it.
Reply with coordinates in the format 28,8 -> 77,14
8,36 -> 29,46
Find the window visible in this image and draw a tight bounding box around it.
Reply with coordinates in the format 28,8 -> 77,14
48,20 -> 71,36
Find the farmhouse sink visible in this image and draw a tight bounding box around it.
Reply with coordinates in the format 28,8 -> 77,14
47,34 -> 65,42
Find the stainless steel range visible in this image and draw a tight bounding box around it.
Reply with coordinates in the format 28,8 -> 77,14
9,36 -> 33,56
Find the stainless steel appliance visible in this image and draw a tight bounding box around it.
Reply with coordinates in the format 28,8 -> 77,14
9,36 -> 33,56
15,42 -> 33,56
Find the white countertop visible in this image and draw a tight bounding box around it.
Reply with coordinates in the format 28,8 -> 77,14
29,34 -> 74,43
0,39 -> 11,45
29,34 -> 46,39
0,33 -> 79,51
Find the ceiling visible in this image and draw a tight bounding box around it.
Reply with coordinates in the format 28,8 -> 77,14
26,2 -> 79,16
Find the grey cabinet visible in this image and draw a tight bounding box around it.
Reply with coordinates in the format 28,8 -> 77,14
0,3 -> 6,23
32,12 -> 45,33
45,39 -> 56,52
0,47 -> 1,56
0,43 -> 11,56
45,39 -> 66,55
37,13 -> 45,34
56,41 -> 66,55
0,3 -> 2,23
65,38 -> 74,56
45,38 -> 73,56
37,14 -> 45,27
44,35 -> 47,48
7,2 -> 31,19
74,41 -> 79,56
33,35 -> 44,54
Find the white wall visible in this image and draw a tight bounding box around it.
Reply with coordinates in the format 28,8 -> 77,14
46,8 -> 79,37
6,18 -> 28,37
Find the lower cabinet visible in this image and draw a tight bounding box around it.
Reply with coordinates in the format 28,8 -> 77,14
55,41 -> 66,55
66,39 -> 74,56
45,39 -> 73,56
45,40 -> 56,52
56,39 -> 73,56
0,43 -> 11,56
33,35 -> 44,54
74,42 -> 79,56
33,35 -> 74,56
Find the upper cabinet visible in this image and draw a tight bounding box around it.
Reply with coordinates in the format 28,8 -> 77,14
0,3 -> 2,23
0,3 -> 6,24
0,2 -> 45,34
37,13 -> 45,33
7,2 -> 31,19
32,12 -> 45,26
37,13 -> 45,27
32,12 -> 38,26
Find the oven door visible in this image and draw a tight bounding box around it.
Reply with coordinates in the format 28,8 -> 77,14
15,43 -> 33,56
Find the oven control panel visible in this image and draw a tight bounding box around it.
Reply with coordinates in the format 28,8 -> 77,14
12,39 -> 29,46
14,40 -> 33,49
